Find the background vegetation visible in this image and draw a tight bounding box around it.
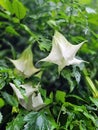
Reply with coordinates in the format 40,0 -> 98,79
0,0 -> 98,129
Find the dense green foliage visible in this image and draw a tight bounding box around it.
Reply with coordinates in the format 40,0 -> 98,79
0,0 -> 98,130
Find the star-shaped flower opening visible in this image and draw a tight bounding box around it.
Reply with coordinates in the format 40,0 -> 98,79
40,31 -> 87,72
9,45 -> 39,78
10,83 -> 44,111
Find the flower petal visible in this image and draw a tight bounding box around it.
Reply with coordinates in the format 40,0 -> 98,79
39,31 -> 87,72
32,93 -> 45,111
9,45 -> 39,77
10,83 -> 44,111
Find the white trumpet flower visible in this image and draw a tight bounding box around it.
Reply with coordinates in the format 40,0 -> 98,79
10,83 -> 44,111
40,31 -> 87,72
9,45 -> 39,78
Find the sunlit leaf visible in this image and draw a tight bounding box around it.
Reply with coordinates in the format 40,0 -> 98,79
5,26 -> 19,36
12,0 -> 27,19
0,98 -> 5,108
0,0 -> 13,14
56,90 -> 66,103
24,111 -> 51,130
78,0 -> 91,4
85,76 -> 98,97
90,97 -> 98,108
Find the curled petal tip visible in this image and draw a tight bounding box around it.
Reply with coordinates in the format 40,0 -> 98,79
38,31 -> 88,72
80,40 -> 88,45
8,45 -> 39,77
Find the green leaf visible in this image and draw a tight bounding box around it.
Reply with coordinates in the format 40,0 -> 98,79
1,92 -> 18,107
0,98 -> 5,108
95,118 -> 98,128
85,76 -> 98,97
38,39 -> 51,52
61,70 -> 76,92
56,90 -> 66,103
65,113 -> 75,129
90,97 -> 98,108
6,111 -> 26,130
5,26 -> 19,36
79,120 -> 87,130
46,109 -> 58,130
78,0 -> 91,4
66,94 -> 88,103
12,0 -> 27,20
24,111 -> 51,130
0,0 -> 13,14
83,111 -> 96,125
0,78 -> 6,90
12,17 -> 20,23
0,112 -> 3,124
20,24 -> 37,38
0,11 -> 10,20
74,105 -> 96,125
72,69 -> 81,84
88,14 -> 98,26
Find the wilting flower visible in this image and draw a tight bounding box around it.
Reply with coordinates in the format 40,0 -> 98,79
39,31 -> 87,72
10,82 -> 45,111
9,45 -> 39,78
